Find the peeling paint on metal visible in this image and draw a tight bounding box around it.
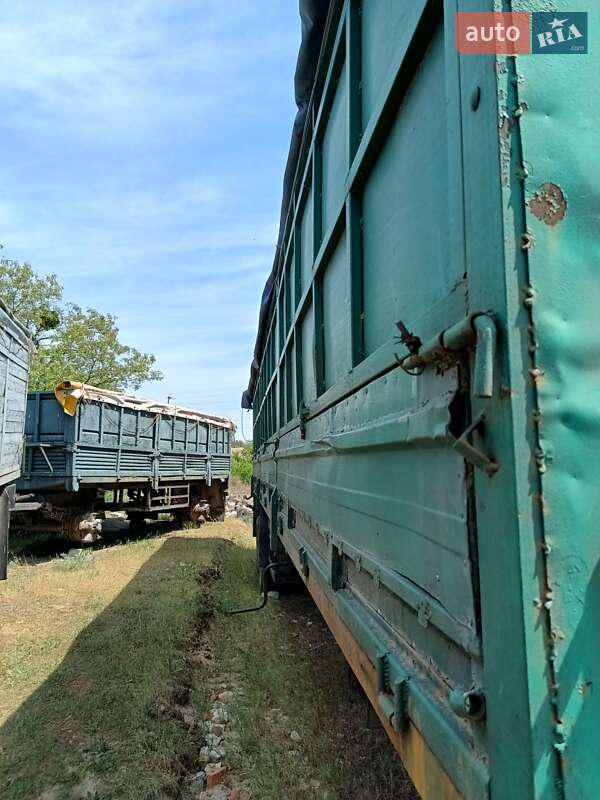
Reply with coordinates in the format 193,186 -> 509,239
529,183 -> 567,227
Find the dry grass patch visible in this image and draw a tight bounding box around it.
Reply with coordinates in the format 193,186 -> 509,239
0,521 -> 248,800
1,518 -> 416,800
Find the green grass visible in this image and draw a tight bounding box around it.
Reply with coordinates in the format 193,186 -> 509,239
1,519 -> 416,800
210,542 -> 417,800
231,443 -> 253,484
0,525 -> 237,800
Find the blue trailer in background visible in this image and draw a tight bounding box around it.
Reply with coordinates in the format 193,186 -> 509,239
14,382 -> 234,541
0,300 -> 32,578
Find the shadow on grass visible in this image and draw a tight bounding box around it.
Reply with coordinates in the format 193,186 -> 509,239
1,533 -> 233,800
8,518 -> 182,566
211,541 -> 419,800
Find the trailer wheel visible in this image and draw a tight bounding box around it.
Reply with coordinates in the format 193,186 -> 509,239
127,513 -> 147,533
174,501 -> 208,528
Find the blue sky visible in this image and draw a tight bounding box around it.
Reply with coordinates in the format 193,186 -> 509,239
0,0 -> 301,430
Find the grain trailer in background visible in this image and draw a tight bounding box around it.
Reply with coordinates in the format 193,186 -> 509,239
243,1 -> 600,798
15,382 -> 234,541
0,300 -> 32,579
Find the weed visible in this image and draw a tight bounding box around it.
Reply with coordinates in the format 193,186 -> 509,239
232,444 -> 253,484
55,549 -> 95,571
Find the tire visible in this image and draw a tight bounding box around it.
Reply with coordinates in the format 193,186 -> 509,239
127,513 -> 147,533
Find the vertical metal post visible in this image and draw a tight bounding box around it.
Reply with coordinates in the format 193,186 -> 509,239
455,0 -> 562,795
99,402 -> 104,445
117,406 -> 123,479
0,484 -> 15,581
347,0 -> 364,368
0,358 -> 10,469
313,281 -> 325,397
347,193 -> 364,367
30,393 -> 40,475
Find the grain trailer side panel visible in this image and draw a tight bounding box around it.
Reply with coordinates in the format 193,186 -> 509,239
244,1 -> 599,798
16,384 -> 234,539
0,301 -> 32,579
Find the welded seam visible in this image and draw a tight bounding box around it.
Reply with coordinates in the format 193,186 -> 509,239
501,21 -> 566,794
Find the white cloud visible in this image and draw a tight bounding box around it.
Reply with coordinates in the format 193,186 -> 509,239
0,0 -> 300,424
0,0 -> 296,138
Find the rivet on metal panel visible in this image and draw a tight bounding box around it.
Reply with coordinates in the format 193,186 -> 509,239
530,367 -> 545,384
513,101 -> 528,118
523,286 -> 536,306
522,232 -> 535,250
535,446 -> 547,473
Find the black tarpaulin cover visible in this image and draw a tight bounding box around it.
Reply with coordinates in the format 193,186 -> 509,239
242,0 -> 331,410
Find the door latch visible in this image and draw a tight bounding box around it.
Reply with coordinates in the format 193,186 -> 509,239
451,412 -> 498,476
395,313 -> 497,399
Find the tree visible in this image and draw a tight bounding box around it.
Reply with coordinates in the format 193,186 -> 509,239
30,306 -> 163,392
0,258 -> 163,392
0,259 -> 62,346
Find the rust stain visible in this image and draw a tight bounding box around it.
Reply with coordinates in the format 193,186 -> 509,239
529,183 -> 567,226
500,114 -> 512,140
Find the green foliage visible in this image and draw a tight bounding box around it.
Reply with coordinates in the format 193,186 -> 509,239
0,258 -> 163,392
232,443 -> 253,484
30,305 -> 162,392
0,259 -> 62,346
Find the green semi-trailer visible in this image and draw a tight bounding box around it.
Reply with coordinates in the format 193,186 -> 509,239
243,1 -> 600,798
